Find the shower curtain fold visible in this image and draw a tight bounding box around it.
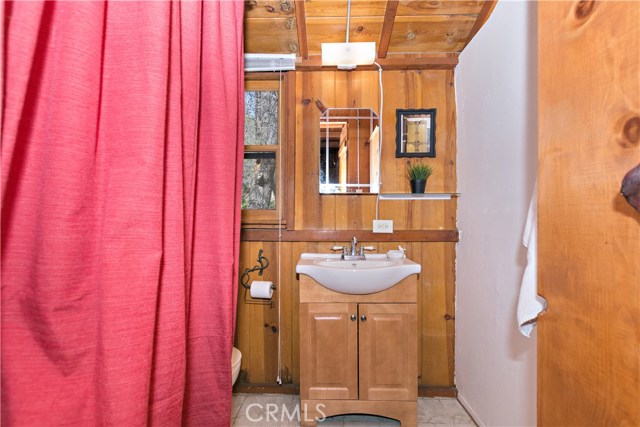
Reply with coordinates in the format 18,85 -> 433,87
1,1 -> 244,426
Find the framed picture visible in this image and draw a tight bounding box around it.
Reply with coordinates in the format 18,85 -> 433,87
395,108 -> 436,158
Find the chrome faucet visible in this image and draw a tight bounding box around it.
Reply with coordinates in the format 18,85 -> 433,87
332,236 -> 375,260
349,236 -> 358,257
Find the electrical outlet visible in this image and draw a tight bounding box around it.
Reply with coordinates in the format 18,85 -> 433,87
373,220 -> 393,233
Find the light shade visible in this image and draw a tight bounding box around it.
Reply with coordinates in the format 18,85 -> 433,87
321,42 -> 376,70
244,53 -> 296,72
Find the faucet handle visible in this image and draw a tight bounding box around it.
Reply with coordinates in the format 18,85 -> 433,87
332,245 -> 348,259
358,246 -> 376,256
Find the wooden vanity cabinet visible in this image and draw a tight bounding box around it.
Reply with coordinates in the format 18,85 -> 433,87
300,302 -> 359,400
299,275 -> 418,426
359,303 -> 417,401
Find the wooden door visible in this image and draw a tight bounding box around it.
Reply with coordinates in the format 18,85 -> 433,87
538,2 -> 640,425
359,303 -> 417,401
299,302 -> 358,400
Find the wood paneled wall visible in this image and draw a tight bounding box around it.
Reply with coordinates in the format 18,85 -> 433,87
294,70 -> 457,230
236,70 -> 458,395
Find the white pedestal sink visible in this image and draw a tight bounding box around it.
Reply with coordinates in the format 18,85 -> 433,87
296,253 -> 421,294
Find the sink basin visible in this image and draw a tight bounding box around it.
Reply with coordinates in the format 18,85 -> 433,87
296,253 -> 421,294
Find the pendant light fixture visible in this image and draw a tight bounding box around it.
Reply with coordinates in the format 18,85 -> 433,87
321,0 -> 376,69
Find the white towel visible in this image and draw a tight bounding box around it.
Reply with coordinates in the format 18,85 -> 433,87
517,182 -> 548,337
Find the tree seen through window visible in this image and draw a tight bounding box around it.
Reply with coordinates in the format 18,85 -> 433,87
242,90 -> 278,210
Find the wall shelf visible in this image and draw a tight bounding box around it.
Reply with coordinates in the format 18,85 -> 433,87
378,193 -> 459,200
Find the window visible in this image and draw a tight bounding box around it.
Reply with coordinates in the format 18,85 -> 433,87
242,79 -> 285,226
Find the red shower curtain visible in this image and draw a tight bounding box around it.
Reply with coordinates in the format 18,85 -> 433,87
1,1 -> 244,425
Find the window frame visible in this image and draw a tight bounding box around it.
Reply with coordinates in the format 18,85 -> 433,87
241,76 -> 288,228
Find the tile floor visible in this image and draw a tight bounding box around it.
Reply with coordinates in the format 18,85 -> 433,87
232,393 -> 477,427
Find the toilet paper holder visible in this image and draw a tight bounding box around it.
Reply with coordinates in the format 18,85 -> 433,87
240,249 -> 276,305
240,249 -> 271,289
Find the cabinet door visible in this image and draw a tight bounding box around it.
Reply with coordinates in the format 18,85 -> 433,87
300,302 -> 358,400
359,303 -> 417,401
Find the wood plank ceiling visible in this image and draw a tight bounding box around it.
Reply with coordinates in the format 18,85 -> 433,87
244,0 -> 497,69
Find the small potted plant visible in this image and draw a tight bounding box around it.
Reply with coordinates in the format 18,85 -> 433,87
406,160 -> 435,193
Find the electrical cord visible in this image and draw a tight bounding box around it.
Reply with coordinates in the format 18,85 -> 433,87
374,61 -> 383,220
276,66 -> 283,385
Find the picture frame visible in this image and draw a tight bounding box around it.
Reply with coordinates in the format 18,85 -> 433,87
395,108 -> 436,158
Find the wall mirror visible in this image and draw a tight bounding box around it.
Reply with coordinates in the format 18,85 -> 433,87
319,108 -> 380,194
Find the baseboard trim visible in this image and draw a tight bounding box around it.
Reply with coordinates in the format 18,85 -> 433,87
418,386 -> 458,398
233,383 -> 299,395
457,393 -> 485,427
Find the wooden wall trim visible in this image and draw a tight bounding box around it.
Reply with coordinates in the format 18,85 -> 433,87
294,0 -> 308,58
418,386 -> 458,398
285,72 -> 296,228
296,55 -> 459,71
245,72 -> 285,81
234,383 -> 300,395
232,384 -> 458,398
241,229 -> 459,242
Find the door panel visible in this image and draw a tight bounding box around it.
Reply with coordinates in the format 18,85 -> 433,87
359,303 -> 417,401
538,2 -> 640,425
300,302 -> 358,400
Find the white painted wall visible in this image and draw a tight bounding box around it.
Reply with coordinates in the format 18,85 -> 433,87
455,2 -> 537,426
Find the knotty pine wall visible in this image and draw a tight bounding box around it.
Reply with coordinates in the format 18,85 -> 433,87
236,70 -> 458,396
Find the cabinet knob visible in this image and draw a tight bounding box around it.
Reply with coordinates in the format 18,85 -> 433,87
360,315 -> 367,322
350,314 -> 357,321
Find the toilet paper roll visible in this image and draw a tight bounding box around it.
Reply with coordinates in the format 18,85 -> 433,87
250,280 -> 274,299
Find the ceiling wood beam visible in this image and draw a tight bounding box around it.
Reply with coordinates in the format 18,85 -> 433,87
297,54 -> 459,71
462,0 -> 498,49
377,0 -> 399,59
295,0 -> 309,58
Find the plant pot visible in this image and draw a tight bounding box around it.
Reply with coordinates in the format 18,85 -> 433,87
410,179 -> 426,194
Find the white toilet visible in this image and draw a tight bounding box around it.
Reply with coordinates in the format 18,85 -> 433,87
231,347 -> 242,385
